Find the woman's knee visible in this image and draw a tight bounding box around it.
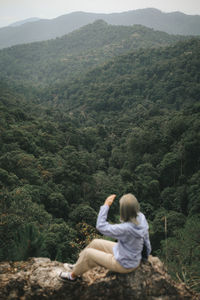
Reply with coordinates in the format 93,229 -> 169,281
88,238 -> 101,248
82,248 -> 92,258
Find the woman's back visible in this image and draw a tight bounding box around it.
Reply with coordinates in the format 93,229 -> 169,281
96,206 -> 151,268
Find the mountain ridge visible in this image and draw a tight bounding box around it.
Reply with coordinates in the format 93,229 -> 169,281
9,17 -> 41,27
0,21 -> 188,87
0,8 -> 200,49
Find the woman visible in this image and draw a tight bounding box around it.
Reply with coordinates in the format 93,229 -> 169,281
59,193 -> 151,281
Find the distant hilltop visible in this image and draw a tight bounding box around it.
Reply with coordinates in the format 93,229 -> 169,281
9,17 -> 41,27
0,8 -> 200,49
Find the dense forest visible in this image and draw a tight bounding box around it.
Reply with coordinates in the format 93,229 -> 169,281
0,21 -> 188,87
0,21 -> 199,291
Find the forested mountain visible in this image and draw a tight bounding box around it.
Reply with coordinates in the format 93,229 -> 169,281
48,38 -> 200,111
0,8 -> 200,49
0,21 -> 200,292
0,21 -> 188,87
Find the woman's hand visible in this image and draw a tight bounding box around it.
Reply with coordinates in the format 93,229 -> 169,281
104,194 -> 116,207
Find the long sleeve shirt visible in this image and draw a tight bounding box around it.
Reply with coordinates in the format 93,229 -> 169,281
96,205 -> 151,269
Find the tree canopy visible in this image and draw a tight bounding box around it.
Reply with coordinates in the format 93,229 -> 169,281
0,22 -> 199,291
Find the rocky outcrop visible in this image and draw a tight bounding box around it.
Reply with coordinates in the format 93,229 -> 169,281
0,256 -> 198,300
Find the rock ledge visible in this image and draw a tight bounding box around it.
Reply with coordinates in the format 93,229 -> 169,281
0,256 -> 198,299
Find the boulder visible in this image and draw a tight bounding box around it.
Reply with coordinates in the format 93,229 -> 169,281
0,256 -> 198,299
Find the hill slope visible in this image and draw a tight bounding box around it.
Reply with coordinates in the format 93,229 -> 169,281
0,21 -> 188,87
48,38 -> 200,113
0,8 -> 199,49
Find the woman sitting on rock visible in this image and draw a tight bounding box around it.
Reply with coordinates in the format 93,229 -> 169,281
59,193 -> 151,281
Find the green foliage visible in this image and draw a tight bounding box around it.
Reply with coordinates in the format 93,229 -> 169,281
151,210 -> 186,252
0,26 -> 199,293
45,192 -> 69,220
10,223 -> 44,261
69,204 -> 97,227
187,171 -> 200,215
40,221 -> 78,262
161,215 -> 200,292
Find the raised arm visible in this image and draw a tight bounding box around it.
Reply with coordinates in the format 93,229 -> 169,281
96,195 -> 127,240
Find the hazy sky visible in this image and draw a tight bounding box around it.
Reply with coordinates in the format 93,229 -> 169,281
0,0 -> 200,28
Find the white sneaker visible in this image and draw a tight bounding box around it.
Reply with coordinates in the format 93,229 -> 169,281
59,271 -> 76,281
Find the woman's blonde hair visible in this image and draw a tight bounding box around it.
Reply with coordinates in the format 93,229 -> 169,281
119,193 -> 140,225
